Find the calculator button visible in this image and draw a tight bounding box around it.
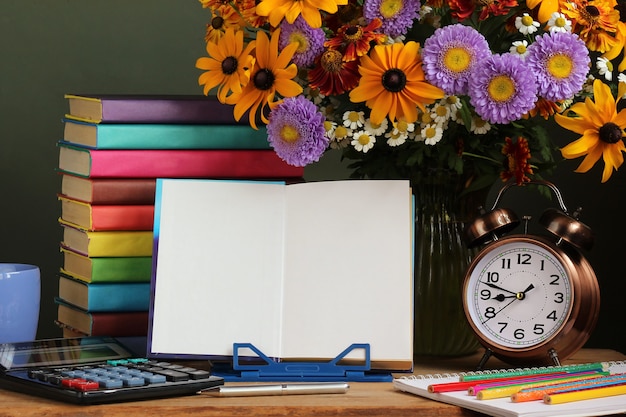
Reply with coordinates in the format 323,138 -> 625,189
151,369 -> 190,382
99,379 -> 124,389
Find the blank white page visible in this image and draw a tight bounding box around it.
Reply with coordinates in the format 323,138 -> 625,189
149,179 -> 285,357
281,180 -> 413,366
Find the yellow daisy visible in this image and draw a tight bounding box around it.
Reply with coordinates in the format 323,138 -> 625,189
555,79 -> 626,182
349,41 -> 444,125
226,29 -> 303,129
255,0 -> 348,28
196,28 -> 255,103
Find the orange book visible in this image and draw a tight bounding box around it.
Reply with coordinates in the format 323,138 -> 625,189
59,195 -> 154,231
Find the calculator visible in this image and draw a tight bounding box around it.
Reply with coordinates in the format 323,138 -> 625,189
0,336 -> 223,404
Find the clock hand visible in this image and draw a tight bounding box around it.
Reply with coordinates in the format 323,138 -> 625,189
481,297 -> 517,324
483,284 -> 537,320
481,281 -> 517,295
492,294 -> 517,302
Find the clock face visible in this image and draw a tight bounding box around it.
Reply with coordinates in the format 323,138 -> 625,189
464,239 -> 574,350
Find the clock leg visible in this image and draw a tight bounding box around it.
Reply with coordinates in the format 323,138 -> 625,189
475,348 -> 493,371
548,348 -> 561,366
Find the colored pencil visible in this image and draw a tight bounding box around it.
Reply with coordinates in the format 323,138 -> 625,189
459,362 -> 606,382
545,381 -> 626,404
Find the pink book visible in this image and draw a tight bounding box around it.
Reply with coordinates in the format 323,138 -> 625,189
58,143 -> 304,179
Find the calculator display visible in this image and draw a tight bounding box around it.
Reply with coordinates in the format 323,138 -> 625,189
0,337 -> 132,370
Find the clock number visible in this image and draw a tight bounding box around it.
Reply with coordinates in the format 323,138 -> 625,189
540,260 -> 545,271
498,322 -> 508,333
547,310 -> 558,321
554,292 -> 564,303
487,272 -> 500,283
480,289 -> 491,300
501,258 -> 511,269
484,307 -> 496,319
517,253 -> 531,265
514,328 -> 525,339
550,275 -> 560,285
533,324 -> 545,335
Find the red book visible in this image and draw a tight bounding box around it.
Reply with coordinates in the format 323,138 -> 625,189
64,94 -> 250,124
58,143 -> 303,179
56,302 -> 148,337
59,195 -> 154,231
61,174 -> 157,205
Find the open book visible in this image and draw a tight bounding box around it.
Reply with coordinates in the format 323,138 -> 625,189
393,361 -> 626,417
148,179 -> 414,371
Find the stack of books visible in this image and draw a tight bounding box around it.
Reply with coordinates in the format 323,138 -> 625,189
55,94 -> 304,338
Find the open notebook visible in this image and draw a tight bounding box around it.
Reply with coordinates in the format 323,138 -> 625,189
393,361 -> 626,417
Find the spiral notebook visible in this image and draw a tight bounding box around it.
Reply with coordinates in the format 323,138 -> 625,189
393,361 -> 626,417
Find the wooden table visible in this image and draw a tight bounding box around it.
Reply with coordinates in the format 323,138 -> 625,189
0,349 -> 623,416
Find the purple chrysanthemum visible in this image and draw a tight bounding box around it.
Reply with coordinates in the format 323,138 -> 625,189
468,53 -> 538,125
422,24 -> 491,96
278,16 -> 325,67
526,31 -> 590,101
363,0 -> 420,38
267,96 -> 328,166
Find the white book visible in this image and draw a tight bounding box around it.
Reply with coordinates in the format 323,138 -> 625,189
148,179 -> 414,371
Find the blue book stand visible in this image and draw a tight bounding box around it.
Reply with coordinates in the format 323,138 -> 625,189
211,343 -> 393,382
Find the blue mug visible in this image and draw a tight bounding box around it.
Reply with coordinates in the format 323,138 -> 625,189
0,264 -> 40,343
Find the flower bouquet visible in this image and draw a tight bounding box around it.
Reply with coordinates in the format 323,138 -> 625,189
195,0 -> 626,355
196,0 -> 626,189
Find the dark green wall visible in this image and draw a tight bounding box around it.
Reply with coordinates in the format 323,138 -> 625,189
1,1 -> 623,357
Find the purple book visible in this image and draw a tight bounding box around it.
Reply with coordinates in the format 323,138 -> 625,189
64,94 -> 255,125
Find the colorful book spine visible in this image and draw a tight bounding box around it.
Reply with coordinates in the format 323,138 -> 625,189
59,195 -> 155,231
56,301 -> 149,337
60,247 -> 151,283
58,143 -> 304,179
60,222 -> 153,257
58,275 -> 150,312
62,119 -> 271,149
60,174 -> 157,205
64,93 -> 250,124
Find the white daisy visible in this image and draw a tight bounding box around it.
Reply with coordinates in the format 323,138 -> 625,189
470,117 -> 491,135
515,13 -> 540,35
546,12 -> 572,33
421,124 -> 444,145
431,102 -> 451,124
329,125 -> 353,149
596,57 -> 613,82
324,120 -> 337,140
343,110 -> 365,129
509,40 -> 529,59
351,130 -> 376,153
385,129 -> 408,147
364,117 -> 389,136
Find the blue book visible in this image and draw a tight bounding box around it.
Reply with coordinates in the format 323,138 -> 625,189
58,274 -> 150,312
62,118 -> 271,150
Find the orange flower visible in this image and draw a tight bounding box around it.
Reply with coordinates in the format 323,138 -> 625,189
226,29 -> 303,129
196,28 -> 255,103
555,79 -> 626,182
349,41 -> 444,125
256,0 -> 348,28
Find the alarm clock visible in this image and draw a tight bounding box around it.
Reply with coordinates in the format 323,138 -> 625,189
462,181 -> 600,368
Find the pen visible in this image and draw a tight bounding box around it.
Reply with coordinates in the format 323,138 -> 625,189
198,382 -> 350,397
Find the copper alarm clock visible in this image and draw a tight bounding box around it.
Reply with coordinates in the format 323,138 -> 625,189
462,181 -> 600,368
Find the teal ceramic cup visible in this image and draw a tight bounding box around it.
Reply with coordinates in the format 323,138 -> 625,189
0,264 -> 40,343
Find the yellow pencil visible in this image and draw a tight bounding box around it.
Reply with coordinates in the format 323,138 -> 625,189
545,383 -> 626,405
476,374 -> 602,400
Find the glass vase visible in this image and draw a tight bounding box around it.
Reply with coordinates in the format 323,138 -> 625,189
412,170 -> 484,356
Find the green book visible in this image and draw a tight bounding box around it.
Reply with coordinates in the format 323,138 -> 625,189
62,118 -> 270,150
61,247 -> 152,283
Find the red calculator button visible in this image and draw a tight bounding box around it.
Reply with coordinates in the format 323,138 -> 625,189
61,378 -> 87,388
75,380 -> 100,391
